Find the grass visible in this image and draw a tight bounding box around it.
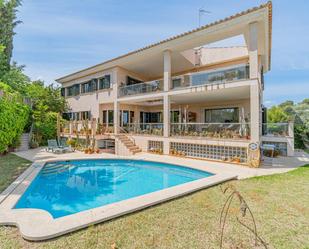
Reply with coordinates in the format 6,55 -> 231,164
0,154 -> 309,249
0,153 -> 32,193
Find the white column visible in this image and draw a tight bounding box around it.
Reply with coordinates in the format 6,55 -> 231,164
287,121 -> 294,156
250,82 -> 260,143
163,50 -> 172,91
288,121 -> 294,138
113,101 -> 119,134
163,95 -> 170,137
248,22 -> 259,79
247,22 -> 261,143
163,50 -> 172,154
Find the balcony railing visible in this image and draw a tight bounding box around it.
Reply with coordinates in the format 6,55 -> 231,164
118,80 -> 163,97
97,123 -> 114,134
121,123 -> 163,136
60,120 -> 94,136
262,123 -> 290,137
170,123 -> 250,140
171,65 -> 250,89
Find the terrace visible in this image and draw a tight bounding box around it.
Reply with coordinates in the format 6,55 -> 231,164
117,64 -> 250,98
60,118 -> 291,141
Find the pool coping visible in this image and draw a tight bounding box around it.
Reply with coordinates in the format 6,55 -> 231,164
0,157 -> 237,241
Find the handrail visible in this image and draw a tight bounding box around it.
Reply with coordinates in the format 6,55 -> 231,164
171,122 -> 249,125
119,80 -> 160,89
118,80 -> 163,97
118,126 -> 136,145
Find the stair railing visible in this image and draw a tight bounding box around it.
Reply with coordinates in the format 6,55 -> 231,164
117,125 -> 136,146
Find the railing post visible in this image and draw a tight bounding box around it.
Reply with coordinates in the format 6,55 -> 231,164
288,121 -> 294,137
57,113 -> 60,142
69,121 -> 73,135
91,118 -> 96,136
114,101 -> 119,134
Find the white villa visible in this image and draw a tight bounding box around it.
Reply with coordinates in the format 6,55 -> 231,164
56,2 -> 294,165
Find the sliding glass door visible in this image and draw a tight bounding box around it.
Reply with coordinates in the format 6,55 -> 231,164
205,108 -> 239,123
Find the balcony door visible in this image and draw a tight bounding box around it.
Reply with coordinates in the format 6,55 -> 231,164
140,112 -> 162,123
102,110 -> 114,125
120,110 -> 134,127
204,107 -> 239,123
170,111 -> 180,123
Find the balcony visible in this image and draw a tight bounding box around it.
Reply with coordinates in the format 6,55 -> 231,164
171,65 -> 250,90
61,120 -> 256,141
170,123 -> 251,140
121,123 -> 164,136
60,120 -> 93,136
118,80 -> 163,97
262,123 -> 291,137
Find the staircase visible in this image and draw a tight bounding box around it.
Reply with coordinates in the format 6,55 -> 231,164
16,133 -> 30,151
117,134 -> 142,155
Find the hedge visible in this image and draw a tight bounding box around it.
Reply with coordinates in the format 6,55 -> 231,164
0,95 -> 29,153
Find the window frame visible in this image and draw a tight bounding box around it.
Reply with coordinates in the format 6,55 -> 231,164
98,75 -> 111,90
81,79 -> 97,94
204,107 -> 239,123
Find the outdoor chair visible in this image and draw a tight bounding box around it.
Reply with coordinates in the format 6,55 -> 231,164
58,138 -> 75,152
46,139 -> 65,153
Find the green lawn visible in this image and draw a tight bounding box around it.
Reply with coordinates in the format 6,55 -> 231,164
0,153 -> 308,249
0,153 -> 32,193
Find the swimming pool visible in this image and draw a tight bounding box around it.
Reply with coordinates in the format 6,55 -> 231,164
14,159 -> 213,218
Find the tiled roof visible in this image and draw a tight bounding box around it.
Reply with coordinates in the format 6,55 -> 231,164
56,1 -> 272,82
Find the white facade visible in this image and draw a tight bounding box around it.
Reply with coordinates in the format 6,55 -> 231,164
56,3 -> 294,162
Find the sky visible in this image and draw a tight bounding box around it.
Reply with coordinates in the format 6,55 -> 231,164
12,0 -> 309,107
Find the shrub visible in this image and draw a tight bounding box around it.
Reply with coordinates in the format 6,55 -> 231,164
33,112 -> 58,145
0,92 -> 29,153
66,138 -> 77,148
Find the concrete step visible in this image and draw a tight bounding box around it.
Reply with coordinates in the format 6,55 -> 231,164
117,134 -> 142,155
16,133 -> 30,151
132,149 -> 142,154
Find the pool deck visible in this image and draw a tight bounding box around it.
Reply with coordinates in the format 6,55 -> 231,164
13,147 -> 309,179
0,148 -> 308,240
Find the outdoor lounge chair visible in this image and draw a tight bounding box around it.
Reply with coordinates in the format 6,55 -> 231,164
58,138 -> 75,152
46,139 -> 65,153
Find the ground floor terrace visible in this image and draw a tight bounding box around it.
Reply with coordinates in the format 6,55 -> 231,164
61,90 -> 294,165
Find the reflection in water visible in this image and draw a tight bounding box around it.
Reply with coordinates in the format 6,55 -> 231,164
15,159 -> 212,218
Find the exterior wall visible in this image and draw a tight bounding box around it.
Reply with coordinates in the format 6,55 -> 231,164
261,136 -> 294,157
98,99 -> 250,124
180,47 -> 248,67
115,139 -> 133,156
64,68 -> 117,119
131,135 -> 250,153
261,122 -> 294,157
116,67 -> 148,85
171,99 -> 250,123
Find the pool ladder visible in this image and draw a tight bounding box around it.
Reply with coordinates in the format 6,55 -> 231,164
41,163 -> 73,176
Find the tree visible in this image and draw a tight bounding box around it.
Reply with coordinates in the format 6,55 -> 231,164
267,106 -> 289,123
0,0 -> 22,74
267,99 -> 309,149
0,63 -> 30,94
278,100 -> 294,108
25,81 -> 67,145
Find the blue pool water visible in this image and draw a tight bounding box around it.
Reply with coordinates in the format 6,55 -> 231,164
14,159 -> 212,218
